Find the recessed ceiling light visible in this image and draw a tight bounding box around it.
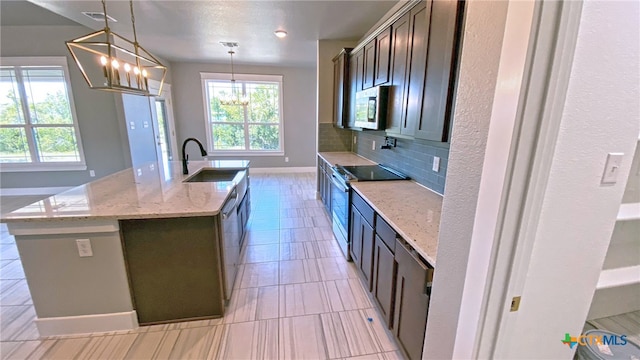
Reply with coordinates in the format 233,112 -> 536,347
274,30 -> 288,38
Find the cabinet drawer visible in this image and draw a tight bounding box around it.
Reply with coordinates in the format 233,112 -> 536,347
351,190 -> 375,226
375,215 -> 396,253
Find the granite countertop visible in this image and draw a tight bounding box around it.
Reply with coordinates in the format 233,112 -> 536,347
1,160 -> 250,222
318,152 -> 376,166
350,181 -> 443,267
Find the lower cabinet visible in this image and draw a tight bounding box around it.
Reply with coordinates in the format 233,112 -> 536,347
393,239 -> 433,360
350,205 -> 375,290
318,157 -> 332,214
373,234 -> 396,326
349,192 -> 432,360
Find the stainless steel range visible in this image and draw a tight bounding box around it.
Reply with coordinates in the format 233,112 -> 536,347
329,164 -> 409,260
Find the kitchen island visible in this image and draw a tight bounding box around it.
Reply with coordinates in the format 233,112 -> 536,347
1,160 -> 250,336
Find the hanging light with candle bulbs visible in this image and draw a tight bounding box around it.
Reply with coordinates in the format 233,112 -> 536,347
66,0 -> 166,96
219,43 -> 249,106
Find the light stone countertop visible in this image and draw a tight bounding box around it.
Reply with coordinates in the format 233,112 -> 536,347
1,160 -> 250,222
350,181 -> 443,267
318,152 -> 376,167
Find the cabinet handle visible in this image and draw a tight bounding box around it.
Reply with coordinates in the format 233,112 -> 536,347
424,268 -> 434,296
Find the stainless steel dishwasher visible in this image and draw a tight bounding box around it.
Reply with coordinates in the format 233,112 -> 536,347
221,187 -> 240,300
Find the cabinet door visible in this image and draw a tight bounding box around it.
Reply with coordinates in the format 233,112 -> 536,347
360,217 -> 375,290
415,0 -> 461,141
363,41 -> 376,89
333,50 -> 351,128
373,235 -> 396,327
349,206 -> 363,265
393,239 -> 430,360
374,27 -> 392,86
385,11 -> 411,135
323,170 -> 332,214
403,1 -> 431,137
348,50 -> 364,128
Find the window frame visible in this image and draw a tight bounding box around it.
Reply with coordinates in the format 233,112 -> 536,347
0,56 -> 86,172
200,72 -> 285,156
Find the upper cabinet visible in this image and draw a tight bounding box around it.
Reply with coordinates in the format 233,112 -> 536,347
374,27 -> 392,86
386,11 -> 412,135
332,48 -> 352,128
334,0 -> 463,141
348,49 -> 364,129
415,0 -> 461,141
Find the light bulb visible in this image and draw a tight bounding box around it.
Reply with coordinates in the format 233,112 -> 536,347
111,59 -> 119,69
100,56 -> 108,65
133,67 -> 140,75
124,63 -> 131,72
141,69 -> 148,78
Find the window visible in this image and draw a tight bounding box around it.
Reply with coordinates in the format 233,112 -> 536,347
0,57 -> 85,171
201,73 -> 284,155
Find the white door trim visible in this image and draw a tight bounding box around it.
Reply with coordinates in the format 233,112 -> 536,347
466,1 -> 585,358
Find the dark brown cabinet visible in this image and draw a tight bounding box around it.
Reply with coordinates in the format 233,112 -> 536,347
374,27 -> 392,86
403,1 -> 431,138
393,239 -> 433,360
415,0 -> 461,141
386,11 -> 411,135
363,41 -> 376,89
373,234 -> 396,326
332,48 -> 352,128
350,191 -> 376,290
348,49 -> 364,128
317,157 -> 331,214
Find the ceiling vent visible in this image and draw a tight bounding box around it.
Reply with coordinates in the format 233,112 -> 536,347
82,12 -> 118,22
219,42 -> 239,49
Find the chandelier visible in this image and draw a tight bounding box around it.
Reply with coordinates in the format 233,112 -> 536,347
66,0 -> 166,97
219,45 -> 249,106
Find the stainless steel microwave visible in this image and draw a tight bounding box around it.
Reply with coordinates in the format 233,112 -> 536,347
354,86 -> 389,130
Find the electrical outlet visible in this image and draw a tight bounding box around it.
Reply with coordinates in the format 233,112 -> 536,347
129,121 -> 135,130
432,156 -> 440,172
372,141 -> 376,150
285,157 -> 289,162
76,239 -> 93,257
89,170 -> 95,177
137,168 -> 142,176
143,121 -> 149,128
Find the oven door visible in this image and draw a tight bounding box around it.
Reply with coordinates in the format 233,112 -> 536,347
330,174 -> 350,260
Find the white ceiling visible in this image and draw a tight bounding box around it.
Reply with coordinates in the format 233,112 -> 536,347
5,0 -> 399,67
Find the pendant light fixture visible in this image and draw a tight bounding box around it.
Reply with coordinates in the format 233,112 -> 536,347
66,0 -> 167,97
219,42 -> 249,106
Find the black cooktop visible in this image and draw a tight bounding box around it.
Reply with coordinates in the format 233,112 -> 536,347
341,165 -> 409,181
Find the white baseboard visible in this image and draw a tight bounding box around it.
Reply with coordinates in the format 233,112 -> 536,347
0,186 -> 72,196
250,167 -> 316,173
35,311 -> 138,337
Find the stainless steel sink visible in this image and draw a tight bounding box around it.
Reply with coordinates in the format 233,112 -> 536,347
183,169 -> 240,183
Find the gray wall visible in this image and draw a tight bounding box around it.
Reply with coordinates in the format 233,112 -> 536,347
116,95 -> 159,168
354,131 -> 449,194
170,62 -> 317,168
0,25 -> 128,189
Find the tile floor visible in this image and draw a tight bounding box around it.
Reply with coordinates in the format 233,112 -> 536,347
0,172 -> 405,359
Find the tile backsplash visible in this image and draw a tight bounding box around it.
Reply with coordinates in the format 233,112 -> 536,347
318,123 -> 353,152
354,132 -> 449,194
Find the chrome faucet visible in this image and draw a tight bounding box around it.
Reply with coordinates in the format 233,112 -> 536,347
181,138 -> 208,174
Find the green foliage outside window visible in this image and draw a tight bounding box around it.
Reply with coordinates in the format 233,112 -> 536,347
207,81 -> 281,151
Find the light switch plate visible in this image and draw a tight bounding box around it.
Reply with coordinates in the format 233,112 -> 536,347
432,156 -> 440,172
601,153 -> 624,184
76,239 -> 93,257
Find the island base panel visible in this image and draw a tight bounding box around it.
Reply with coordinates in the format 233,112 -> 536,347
120,216 -> 225,325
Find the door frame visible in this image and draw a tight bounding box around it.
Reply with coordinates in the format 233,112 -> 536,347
148,81 -> 179,162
